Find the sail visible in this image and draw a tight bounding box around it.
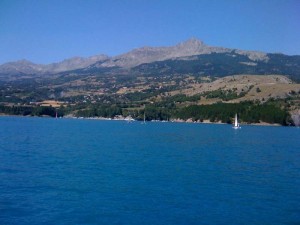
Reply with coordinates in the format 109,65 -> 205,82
234,114 -> 238,127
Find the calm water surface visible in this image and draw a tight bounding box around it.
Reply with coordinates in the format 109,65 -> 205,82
0,116 -> 299,225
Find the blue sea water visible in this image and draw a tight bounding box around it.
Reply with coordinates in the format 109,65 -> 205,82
0,116 -> 299,225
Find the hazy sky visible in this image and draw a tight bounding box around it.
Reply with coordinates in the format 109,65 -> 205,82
0,0 -> 299,64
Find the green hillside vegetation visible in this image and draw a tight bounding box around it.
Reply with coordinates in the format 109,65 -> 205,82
203,89 -> 247,101
56,99 -> 294,125
133,53 -> 300,80
74,100 -> 291,125
0,98 -> 293,126
0,72 -> 299,126
0,105 -> 60,117
175,101 -> 290,125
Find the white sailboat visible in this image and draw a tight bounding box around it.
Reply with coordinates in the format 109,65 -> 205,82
141,108 -> 146,124
233,113 -> 241,129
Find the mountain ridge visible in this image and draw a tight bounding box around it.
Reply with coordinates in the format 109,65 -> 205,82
0,54 -> 109,75
0,38 -> 272,75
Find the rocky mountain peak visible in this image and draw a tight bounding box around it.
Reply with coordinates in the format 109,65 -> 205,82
176,38 -> 205,48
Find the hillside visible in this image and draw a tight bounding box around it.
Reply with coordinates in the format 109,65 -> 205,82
0,72 -> 299,125
132,53 -> 300,81
169,75 -> 298,102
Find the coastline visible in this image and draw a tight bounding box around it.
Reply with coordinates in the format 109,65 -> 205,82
0,113 -> 287,127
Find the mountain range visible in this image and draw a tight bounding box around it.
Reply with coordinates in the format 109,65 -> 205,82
1,38 -> 300,80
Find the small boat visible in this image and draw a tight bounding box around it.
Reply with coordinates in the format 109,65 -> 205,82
233,113 -> 241,129
141,106 -> 146,124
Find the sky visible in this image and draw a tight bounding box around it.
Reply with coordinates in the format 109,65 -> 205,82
0,0 -> 299,64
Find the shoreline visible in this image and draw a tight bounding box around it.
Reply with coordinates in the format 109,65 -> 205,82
0,114 -> 288,127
